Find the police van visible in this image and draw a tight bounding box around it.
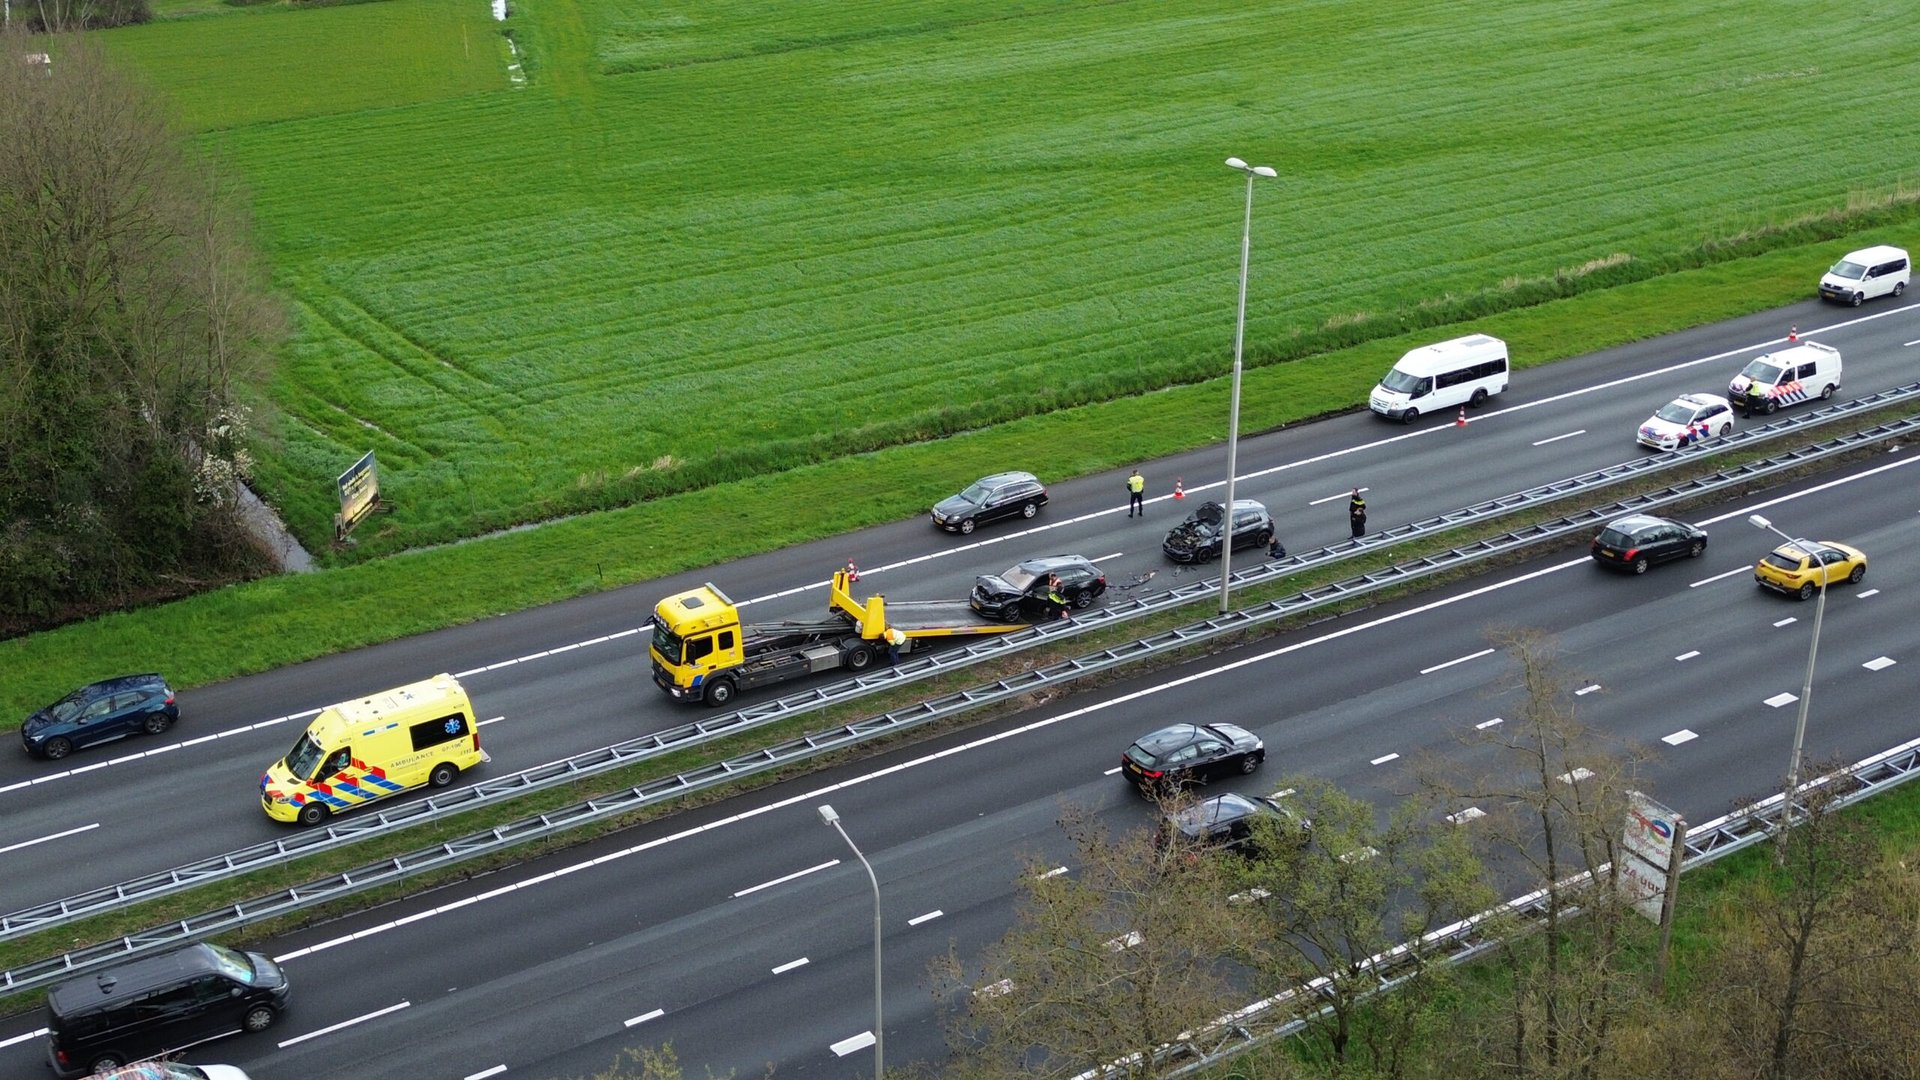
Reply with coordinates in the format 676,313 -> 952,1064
259,674 -> 487,826
1368,334 -> 1509,423
1728,341 -> 1842,416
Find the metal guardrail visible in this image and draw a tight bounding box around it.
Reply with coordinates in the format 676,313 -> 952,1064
1143,737 -> 1920,1078
3,401 -> 1918,995
9,383 -> 1920,952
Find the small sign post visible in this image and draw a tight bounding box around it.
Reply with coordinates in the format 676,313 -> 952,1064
334,450 -> 380,542
1619,790 -> 1686,992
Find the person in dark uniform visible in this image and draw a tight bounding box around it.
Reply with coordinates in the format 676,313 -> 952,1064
1348,488 -> 1367,539
1127,468 -> 1146,517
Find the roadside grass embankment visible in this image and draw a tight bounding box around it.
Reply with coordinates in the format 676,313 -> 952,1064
3,406 -> 1912,1013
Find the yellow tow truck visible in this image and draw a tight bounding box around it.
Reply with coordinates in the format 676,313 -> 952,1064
649,567 -> 1030,706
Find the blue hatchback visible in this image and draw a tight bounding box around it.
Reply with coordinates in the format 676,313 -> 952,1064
21,674 -> 178,761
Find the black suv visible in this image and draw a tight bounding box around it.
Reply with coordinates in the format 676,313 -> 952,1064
931,471 -> 1048,535
44,942 -> 288,1078
1161,499 -> 1275,562
1121,722 -> 1265,793
970,555 -> 1107,621
1589,514 -> 1708,574
22,674 -> 178,761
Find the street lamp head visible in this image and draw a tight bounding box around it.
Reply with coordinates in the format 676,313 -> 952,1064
1748,514 -> 1773,530
1224,156 -> 1247,170
1252,165 -> 1277,178
817,803 -> 840,826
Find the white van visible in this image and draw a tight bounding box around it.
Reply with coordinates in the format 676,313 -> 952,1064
1368,334 -> 1509,423
1728,341 -> 1842,415
1818,245 -> 1908,306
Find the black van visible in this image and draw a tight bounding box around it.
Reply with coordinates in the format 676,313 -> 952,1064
45,943 -> 290,1078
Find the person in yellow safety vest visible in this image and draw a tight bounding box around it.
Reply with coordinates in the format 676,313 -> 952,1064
885,624 -> 907,664
1047,575 -> 1069,620
1127,467 -> 1146,517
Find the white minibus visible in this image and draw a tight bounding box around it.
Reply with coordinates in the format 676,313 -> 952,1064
1368,334 -> 1509,423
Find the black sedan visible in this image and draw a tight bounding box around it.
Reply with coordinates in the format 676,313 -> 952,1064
1161,500 -> 1275,563
1589,514 -> 1708,574
21,673 -> 178,760
1160,792 -> 1310,855
1121,722 -> 1265,792
970,555 -> 1107,621
930,471 -> 1048,535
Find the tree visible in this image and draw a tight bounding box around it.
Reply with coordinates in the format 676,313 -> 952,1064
0,34 -> 280,629
934,801 -> 1268,1080
1234,776 -> 1492,1078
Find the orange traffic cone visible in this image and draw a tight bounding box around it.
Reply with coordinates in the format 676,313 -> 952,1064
1173,478 -> 1186,500
1788,325 -> 1798,343
1455,406 -> 1467,428
845,561 -> 859,583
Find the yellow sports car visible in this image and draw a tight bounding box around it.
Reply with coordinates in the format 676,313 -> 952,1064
1754,539 -> 1867,600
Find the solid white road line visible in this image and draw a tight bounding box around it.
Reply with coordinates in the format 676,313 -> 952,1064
831,1031 -> 877,1057
732,859 -> 839,899
1420,648 -> 1493,675
624,1008 -> 665,1028
0,822 -> 99,855
1531,430 -> 1586,446
278,1001 -> 410,1048
771,957 -> 810,975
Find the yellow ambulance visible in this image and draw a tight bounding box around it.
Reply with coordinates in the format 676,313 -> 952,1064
259,674 -> 488,826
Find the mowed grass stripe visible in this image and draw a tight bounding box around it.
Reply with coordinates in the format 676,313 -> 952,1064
96,0 -> 1920,549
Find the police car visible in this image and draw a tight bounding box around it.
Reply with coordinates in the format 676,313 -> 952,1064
1637,393 -> 1734,451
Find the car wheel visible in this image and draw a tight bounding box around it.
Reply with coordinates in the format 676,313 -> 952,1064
1688,539 -> 1705,558
1718,423 -> 1732,437
1470,388 -> 1488,408
1851,291 -> 1864,307
1797,582 -> 1816,601
91,1055 -> 125,1074
1896,281 -> 1907,298
703,678 -> 737,708
1071,591 -> 1094,610
1402,407 -> 1419,425
143,713 -> 173,735
1849,564 -> 1866,584
958,518 -> 976,535
243,1004 -> 278,1032
1762,398 -> 1778,415
1820,383 -> 1836,400
1020,501 -> 1038,519
428,762 -> 458,788
843,643 -> 875,672
41,736 -> 73,761
296,801 -> 329,827
1632,557 -> 1649,575
1239,754 -> 1259,774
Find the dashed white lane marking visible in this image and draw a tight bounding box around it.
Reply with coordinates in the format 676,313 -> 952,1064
1773,617 -> 1797,627
623,1008 -> 665,1028
1421,648 -> 1493,674
1689,567 -> 1749,588
908,910 -> 944,926
974,978 -> 1015,998
1558,767 -> 1595,784
1476,716 -> 1504,729
1904,337 -> 1920,347
1370,753 -> 1400,766
1663,729 -> 1699,746
1859,588 -> 1880,598
1864,657 -> 1897,671
1103,766 -> 1122,775
733,859 -> 839,898
1575,684 -> 1602,696
1104,930 -> 1144,951
1039,866 -> 1069,879
1446,807 -> 1486,824
1765,692 -> 1800,708
465,1066 -> 509,1080
477,715 -> 507,726
1307,486 -> 1367,506
0,1028 -> 47,1050
278,1000 -> 410,1047
1531,429 -> 1586,446
830,1031 -> 877,1057
455,628 -> 644,678
771,957 -> 810,975
1675,650 -> 1700,661
0,822 -> 99,855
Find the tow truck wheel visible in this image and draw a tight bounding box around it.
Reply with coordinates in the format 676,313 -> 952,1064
844,644 -> 875,672
703,679 -> 736,708
296,802 -> 329,827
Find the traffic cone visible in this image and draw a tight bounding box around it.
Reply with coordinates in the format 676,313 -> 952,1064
844,561 -> 859,583
1788,325 -> 1798,343
1173,478 -> 1186,500
1455,406 -> 1467,428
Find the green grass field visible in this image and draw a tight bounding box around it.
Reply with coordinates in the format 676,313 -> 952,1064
94,0 -> 1920,558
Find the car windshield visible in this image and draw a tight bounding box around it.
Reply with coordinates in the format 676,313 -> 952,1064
1739,359 -> 1784,383
1654,401 -> 1699,424
651,618 -> 685,662
206,943 -> 257,984
1380,369 -> 1429,395
283,730 -> 328,781
1828,259 -> 1867,280
955,482 -> 991,506
1000,564 -> 1041,590
46,688 -> 95,723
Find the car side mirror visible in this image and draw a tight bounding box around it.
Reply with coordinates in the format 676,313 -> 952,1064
231,986 -> 244,997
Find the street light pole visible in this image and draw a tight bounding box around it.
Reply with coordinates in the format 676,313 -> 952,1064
1748,514 -> 1825,851
818,803 -> 882,1078
1219,156 -> 1276,614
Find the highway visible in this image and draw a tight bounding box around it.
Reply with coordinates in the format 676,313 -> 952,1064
0,297 -> 1914,1077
